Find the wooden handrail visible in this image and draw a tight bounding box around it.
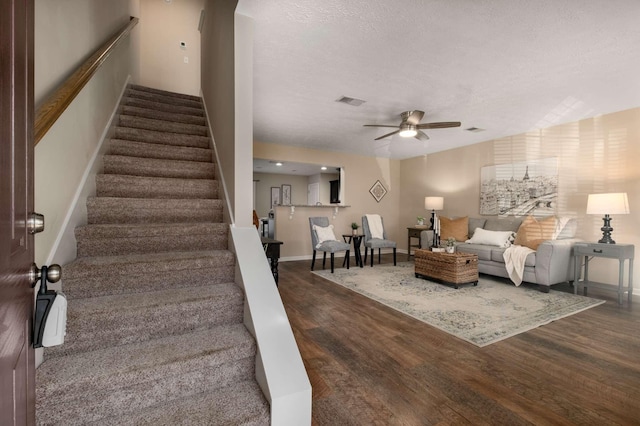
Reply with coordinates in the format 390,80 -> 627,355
34,16 -> 139,145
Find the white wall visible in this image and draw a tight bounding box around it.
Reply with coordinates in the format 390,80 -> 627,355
34,0 -> 133,265
137,0 -> 204,95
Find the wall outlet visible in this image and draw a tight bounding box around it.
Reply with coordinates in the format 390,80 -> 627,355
184,56 -> 189,64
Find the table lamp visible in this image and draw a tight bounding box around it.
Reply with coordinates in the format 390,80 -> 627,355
424,196 -> 444,230
586,192 -> 630,244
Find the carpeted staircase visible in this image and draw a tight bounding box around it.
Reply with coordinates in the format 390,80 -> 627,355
36,84 -> 270,425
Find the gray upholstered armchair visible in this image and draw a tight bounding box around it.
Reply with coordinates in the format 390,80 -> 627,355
362,215 -> 396,267
309,217 -> 350,273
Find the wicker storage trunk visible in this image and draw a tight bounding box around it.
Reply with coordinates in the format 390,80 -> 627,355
414,249 -> 479,288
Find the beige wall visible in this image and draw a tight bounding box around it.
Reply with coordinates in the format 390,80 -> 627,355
254,141 -> 401,259
34,0 -> 131,105
400,107 -> 640,286
200,0 -> 239,223
137,0 -> 204,96
34,0 -> 132,265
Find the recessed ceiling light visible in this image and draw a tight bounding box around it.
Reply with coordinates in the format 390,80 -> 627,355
275,162 -> 283,166
321,166 -> 327,170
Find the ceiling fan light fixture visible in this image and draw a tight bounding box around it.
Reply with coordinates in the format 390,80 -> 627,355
399,123 -> 417,138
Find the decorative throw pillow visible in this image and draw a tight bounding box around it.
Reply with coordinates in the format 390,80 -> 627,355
439,216 -> 469,241
515,215 -> 557,250
465,228 -> 514,247
313,224 -> 337,245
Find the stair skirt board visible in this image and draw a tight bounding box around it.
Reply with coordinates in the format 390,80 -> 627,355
36,84 -> 269,424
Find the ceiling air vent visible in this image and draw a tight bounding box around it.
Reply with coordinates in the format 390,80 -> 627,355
336,96 -> 366,107
465,127 -> 485,133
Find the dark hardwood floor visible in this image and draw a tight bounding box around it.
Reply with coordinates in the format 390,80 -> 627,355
277,255 -> 640,425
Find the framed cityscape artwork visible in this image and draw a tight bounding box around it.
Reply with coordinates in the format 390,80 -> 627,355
281,184 -> 291,205
271,187 -> 280,207
480,157 -> 558,216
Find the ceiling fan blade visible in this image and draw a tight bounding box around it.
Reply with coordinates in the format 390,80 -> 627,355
403,110 -> 425,125
363,124 -> 400,128
417,121 -> 462,129
374,130 -> 400,140
415,130 -> 429,141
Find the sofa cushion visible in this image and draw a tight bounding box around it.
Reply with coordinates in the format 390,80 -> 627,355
456,243 -> 493,261
484,217 -> 523,233
515,215 -> 557,250
466,228 -> 514,248
440,216 -> 468,241
468,218 -> 486,238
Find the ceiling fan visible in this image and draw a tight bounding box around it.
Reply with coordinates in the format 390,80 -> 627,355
363,110 -> 461,141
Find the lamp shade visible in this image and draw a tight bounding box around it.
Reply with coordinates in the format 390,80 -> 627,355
424,196 -> 444,210
586,193 -> 630,215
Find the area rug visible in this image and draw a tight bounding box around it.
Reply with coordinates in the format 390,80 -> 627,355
312,262 -> 605,347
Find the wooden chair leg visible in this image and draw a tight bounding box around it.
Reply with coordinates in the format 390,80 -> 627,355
323,252 -> 327,269
363,247 -> 368,263
378,248 -> 381,264
311,251 -> 316,270
370,249 -> 374,267
393,248 -> 397,266
330,253 -> 335,273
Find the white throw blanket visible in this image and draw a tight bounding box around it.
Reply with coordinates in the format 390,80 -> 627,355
366,214 -> 384,239
503,245 -> 535,286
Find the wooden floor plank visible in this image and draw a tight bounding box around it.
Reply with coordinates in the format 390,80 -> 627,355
278,257 -> 640,425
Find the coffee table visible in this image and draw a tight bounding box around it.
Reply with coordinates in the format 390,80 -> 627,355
414,249 -> 479,289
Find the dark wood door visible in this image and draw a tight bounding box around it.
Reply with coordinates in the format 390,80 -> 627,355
1,0 -> 36,424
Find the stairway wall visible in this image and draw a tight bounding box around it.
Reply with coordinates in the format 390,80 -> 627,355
37,76 -> 132,269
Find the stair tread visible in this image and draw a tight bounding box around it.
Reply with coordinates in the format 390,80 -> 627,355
96,174 -> 218,199
125,89 -> 203,110
65,249 -> 234,274
128,84 -> 202,102
114,127 -> 210,148
121,105 -> 206,126
119,115 -> 208,136
121,96 -> 205,117
76,222 -> 227,237
98,381 -> 270,426
109,139 -> 212,163
37,324 -> 254,399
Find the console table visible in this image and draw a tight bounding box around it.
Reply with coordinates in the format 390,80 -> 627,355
573,242 -> 634,305
261,236 -> 283,286
407,226 -> 428,260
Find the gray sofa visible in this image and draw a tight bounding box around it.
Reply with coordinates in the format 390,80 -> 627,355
420,217 -> 580,292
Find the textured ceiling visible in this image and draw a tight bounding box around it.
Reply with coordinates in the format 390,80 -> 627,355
237,0 -> 640,160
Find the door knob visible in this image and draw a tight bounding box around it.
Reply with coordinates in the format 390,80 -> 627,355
30,264 -> 62,288
28,212 -> 45,234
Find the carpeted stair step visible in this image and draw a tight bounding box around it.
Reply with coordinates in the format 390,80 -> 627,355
99,381 -> 270,426
125,88 -> 203,110
103,155 -> 215,179
87,197 -> 223,224
122,96 -> 205,117
119,115 -> 208,136
121,105 -> 206,126
109,139 -> 212,162
75,223 -> 227,257
46,283 -> 244,359
96,174 -> 217,199
129,84 -> 202,102
36,325 -> 259,425
114,127 -> 210,149
61,250 -> 235,299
